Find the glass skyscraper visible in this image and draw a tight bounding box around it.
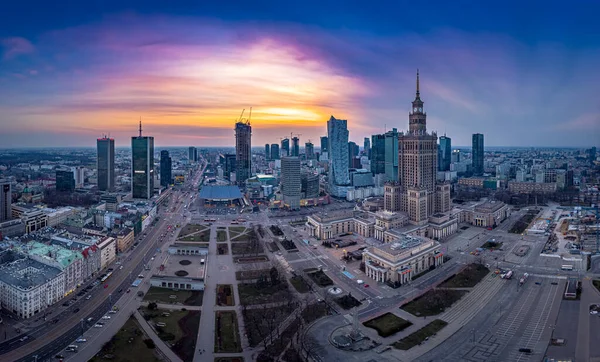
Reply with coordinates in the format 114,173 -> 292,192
160,150 -> 172,187
472,133 -> 484,175
270,144 -> 280,160
132,128 -> 155,199
370,134 -> 386,175
438,135 -> 451,171
235,121 -> 252,185
327,116 -> 350,197
281,138 -> 290,157
291,137 -> 300,157
385,128 -> 399,181
97,137 -> 115,191
320,136 -> 328,153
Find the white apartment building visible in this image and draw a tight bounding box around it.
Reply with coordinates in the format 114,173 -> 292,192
97,236 -> 117,270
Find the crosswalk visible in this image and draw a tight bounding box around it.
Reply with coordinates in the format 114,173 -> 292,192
441,274 -> 504,325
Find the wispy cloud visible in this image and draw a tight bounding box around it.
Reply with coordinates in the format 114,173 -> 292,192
1,37 -> 35,60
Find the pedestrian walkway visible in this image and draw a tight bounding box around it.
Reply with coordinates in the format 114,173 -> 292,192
134,310 -> 183,362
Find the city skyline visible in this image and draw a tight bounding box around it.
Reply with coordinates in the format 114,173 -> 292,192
1,1 -> 599,148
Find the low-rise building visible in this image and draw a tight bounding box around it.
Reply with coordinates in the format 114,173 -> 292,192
306,211 -> 376,240
508,181 -> 557,194
97,236 -> 116,270
456,200 -> 509,228
0,251 -> 65,319
27,242 -> 84,295
362,234 -> 444,285
12,203 -> 48,234
113,228 -> 134,253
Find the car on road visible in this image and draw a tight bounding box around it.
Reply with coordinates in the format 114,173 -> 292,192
73,308 -> 80,313
76,338 -> 87,343
102,315 -> 111,320
93,323 -> 103,328
127,289 -> 131,293
104,284 -> 109,288
55,354 -> 64,359
86,295 -> 92,300
118,288 -> 123,293
364,284 -> 370,288
19,336 -> 29,342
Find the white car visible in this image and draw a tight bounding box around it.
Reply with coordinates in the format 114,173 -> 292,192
102,315 -> 111,320
76,338 -> 87,343
94,324 -> 103,328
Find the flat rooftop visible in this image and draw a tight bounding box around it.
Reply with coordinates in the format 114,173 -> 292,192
199,185 -> 243,200
0,257 -> 62,290
156,253 -> 206,280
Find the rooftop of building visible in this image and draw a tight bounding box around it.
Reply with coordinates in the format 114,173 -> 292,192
474,200 -> 506,213
27,242 -> 83,267
199,185 -> 243,200
308,210 -> 355,223
374,234 -> 432,256
0,256 -> 63,290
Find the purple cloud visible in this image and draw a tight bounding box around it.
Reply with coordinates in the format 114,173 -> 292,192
1,37 -> 35,60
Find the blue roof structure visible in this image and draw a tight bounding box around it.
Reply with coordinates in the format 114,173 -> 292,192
199,185 -> 243,200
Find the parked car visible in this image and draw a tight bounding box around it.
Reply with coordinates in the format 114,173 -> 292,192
93,324 -> 103,328
102,316 -> 111,320
76,338 -> 87,343
73,308 -> 80,313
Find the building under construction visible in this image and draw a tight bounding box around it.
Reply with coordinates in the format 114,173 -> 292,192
235,108 -> 252,187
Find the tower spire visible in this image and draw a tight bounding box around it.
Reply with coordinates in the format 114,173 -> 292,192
416,69 -> 420,96
139,117 -> 142,137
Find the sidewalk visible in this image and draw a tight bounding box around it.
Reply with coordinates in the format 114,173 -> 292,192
134,310 -> 183,362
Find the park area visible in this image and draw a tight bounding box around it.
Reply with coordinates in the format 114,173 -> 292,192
143,287 -> 204,306
242,303 -> 297,347
217,229 -> 228,242
439,263 -> 489,288
177,224 -> 210,242
392,319 -> 448,350
238,282 -> 292,305
401,289 -> 467,317
363,312 -> 413,337
335,294 -> 362,310
140,307 -> 201,361
89,317 -> 162,362
215,311 -> 242,353
304,268 -> 334,287
290,275 -> 311,293
216,284 -> 235,306
510,209 -> 539,234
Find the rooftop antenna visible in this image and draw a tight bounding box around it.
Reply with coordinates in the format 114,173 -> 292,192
138,117 -> 143,137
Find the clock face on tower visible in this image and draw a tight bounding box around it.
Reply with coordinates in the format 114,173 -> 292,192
413,107 -> 417,112
419,107 -> 422,112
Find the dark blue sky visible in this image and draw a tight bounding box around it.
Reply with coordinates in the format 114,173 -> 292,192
0,1 -> 599,147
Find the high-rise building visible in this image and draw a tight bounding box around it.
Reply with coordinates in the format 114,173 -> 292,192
132,121 -> 155,199
56,170 -> 75,192
451,149 -> 461,163
301,173 -> 319,199
472,133 -> 484,175
188,147 -> 198,163
385,128 -> 399,182
281,157 -> 301,210
270,144 -> 280,160
72,166 -> 85,188
281,138 -> 290,157
371,134 -> 386,175
265,144 -> 270,160
438,135 -> 451,171
291,137 -> 300,157
348,141 -> 358,168
235,120 -> 252,185
305,142 -> 315,159
320,136 -> 328,154
160,150 -> 172,187
223,154 -> 237,180
97,136 -> 115,191
0,180 -> 11,222
327,116 -> 351,197
390,70 -> 448,224
364,137 -> 371,159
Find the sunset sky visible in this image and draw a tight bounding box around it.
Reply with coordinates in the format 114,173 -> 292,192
0,1 -> 599,148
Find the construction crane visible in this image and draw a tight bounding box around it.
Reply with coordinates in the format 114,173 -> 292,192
237,109 -> 245,123
247,107 -> 252,125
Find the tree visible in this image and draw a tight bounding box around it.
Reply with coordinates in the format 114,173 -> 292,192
269,266 -> 280,286
148,302 -> 158,310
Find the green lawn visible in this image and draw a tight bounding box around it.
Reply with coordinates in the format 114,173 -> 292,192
304,269 -> 334,287
140,308 -> 201,361
392,319 -> 448,350
179,231 -> 211,242
230,230 -> 257,242
217,230 -> 228,242
215,311 -> 242,353
216,284 -> 235,306
179,224 -> 209,237
236,269 -> 270,281
290,276 -> 311,293
89,317 -> 162,362
481,241 -> 503,250
238,283 -> 291,305
439,264 -> 489,288
401,289 -> 467,317
143,287 -> 204,306
593,280 -> 600,293
228,227 -> 247,237
363,313 -> 413,337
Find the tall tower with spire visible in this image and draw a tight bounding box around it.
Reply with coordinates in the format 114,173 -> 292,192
132,119 -> 155,199
385,70 -> 450,224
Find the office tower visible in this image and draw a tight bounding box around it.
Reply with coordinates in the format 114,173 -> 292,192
281,157 -> 301,210
394,70 -> 443,223
291,137 -> 300,157
320,136 -> 328,153
97,136 -> 115,191
56,170 -> 75,192
472,133 -> 484,175
188,147 -> 198,163
0,180 -> 10,222
270,144 -> 280,160
235,120 -> 252,185
327,116 -> 350,197
385,128 -> 399,182
348,141 -> 358,168
281,138 -> 290,157
265,144 -> 270,160
451,149 -> 461,163
132,121 -> 155,199
301,173 -> 319,199
438,135 -> 451,171
364,137 -> 371,159
305,142 -> 315,159
72,166 -> 85,188
370,134 -> 386,175
160,150 -> 172,187
224,154 -> 237,180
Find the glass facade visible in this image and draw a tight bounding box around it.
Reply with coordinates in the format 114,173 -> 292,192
439,136 -> 452,171
327,116 -> 351,197
132,136 -> 154,199
97,137 -> 115,191
160,150 -> 172,187
472,133 -> 484,175
385,128 -> 399,182
371,134 -> 386,175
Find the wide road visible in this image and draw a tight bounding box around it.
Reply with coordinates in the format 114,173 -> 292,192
1,164 -> 205,362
